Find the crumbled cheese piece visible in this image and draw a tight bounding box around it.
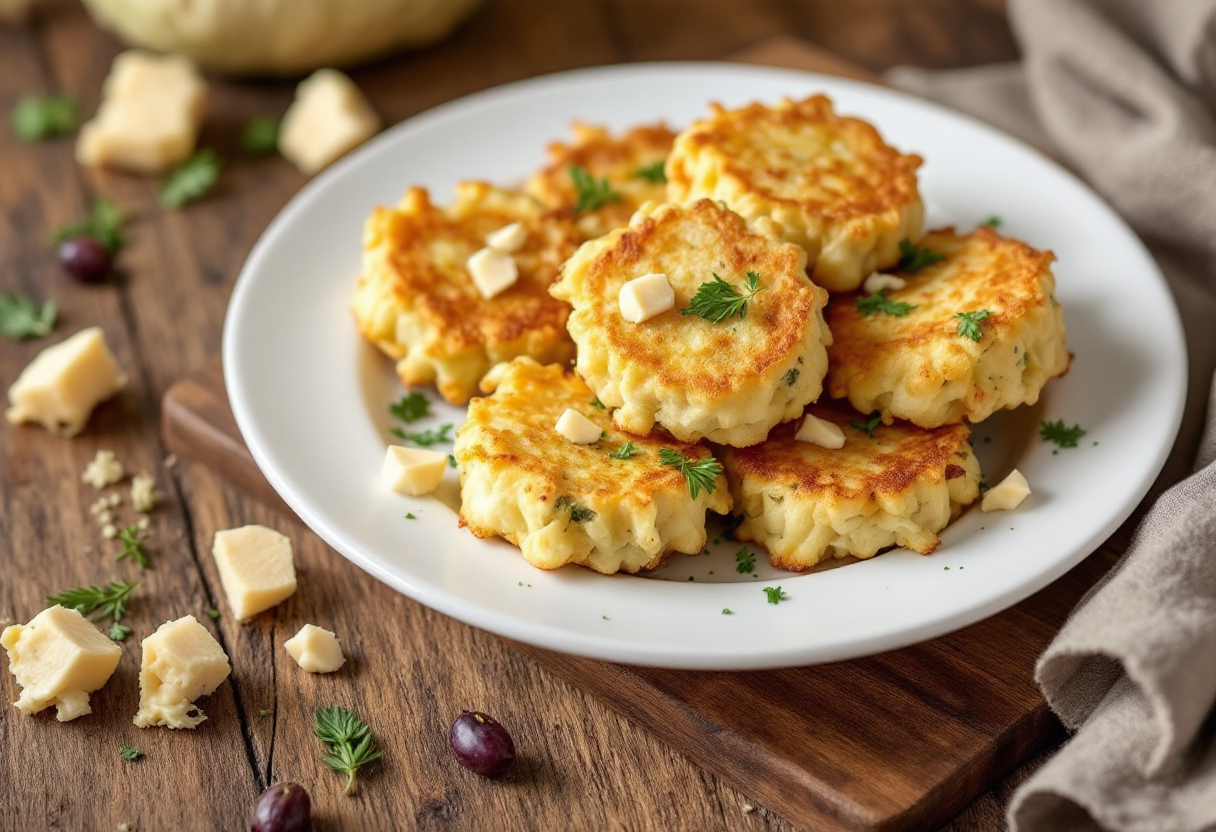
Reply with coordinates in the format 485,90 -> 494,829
284,624 -> 345,674
137,516 -> 150,531
486,222 -> 527,253
130,473 -> 157,513
108,492 -> 122,507
742,803 -> 756,815
380,445 -> 447,496
163,453 -> 178,469
618,272 -> 675,324
90,497 -> 109,516
76,51 -> 206,174
101,523 -> 118,540
466,247 -> 518,300
82,449 -> 125,489
862,272 -> 907,294
118,823 -> 132,832
278,69 -> 380,175
211,525 -> 297,621
981,469 -> 1031,512
133,616 -> 230,729
1,606 -> 121,721
5,327 -> 126,437
795,413 -> 845,449
98,510 -> 113,526
555,408 -> 602,444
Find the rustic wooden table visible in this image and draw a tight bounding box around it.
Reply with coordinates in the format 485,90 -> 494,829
1,1 -> 1025,829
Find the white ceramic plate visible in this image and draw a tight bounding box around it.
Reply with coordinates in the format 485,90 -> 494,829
224,63 -> 1185,670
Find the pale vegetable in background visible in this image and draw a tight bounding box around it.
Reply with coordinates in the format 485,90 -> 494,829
79,0 -> 485,76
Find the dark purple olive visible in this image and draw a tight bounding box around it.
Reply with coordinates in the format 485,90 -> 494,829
57,235 -> 111,283
249,782 -> 311,832
449,710 -> 515,777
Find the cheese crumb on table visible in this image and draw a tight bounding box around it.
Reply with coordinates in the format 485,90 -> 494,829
1,606 -> 122,722
381,445 -> 447,496
981,469 -> 1031,512
618,272 -> 675,324
76,50 -> 207,174
211,525 -> 297,621
133,616 -> 230,729
82,449 -> 125,489
6,326 -> 126,437
130,473 -> 157,513
284,624 -> 345,674
278,69 -> 380,175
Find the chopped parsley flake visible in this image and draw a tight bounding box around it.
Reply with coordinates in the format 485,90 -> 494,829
240,116 -> 280,156
207,607 -> 220,619
681,271 -> 764,323
405,513 -> 417,520
857,289 -> 917,318
589,396 -> 606,410
609,441 -> 638,460
659,448 -> 722,499
848,416 -> 881,439
632,160 -> 667,183
982,216 -> 1003,228
721,608 -> 733,615
898,239 -> 946,273
954,309 -> 993,342
160,149 -> 223,209
782,368 -> 800,387
119,745 -> 144,762
570,165 -> 619,213
390,423 -> 454,447
1040,419 -> 1087,449
763,586 -> 788,605
448,454 -> 458,468
734,548 -> 755,574
555,495 -> 596,524
11,93 -> 77,141
389,391 -> 432,423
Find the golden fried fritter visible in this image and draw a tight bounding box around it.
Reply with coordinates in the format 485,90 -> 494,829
525,122 -> 676,240
550,199 -> 831,447
720,404 -> 981,569
665,95 -> 924,292
351,182 -> 582,405
826,226 -> 1070,428
455,357 -> 731,574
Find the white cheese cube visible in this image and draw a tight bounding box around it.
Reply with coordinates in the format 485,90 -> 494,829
795,413 -> 846,449
131,473 -> 157,513
1,606 -> 121,722
284,624 -> 345,674
6,326 -> 127,437
133,616 -> 230,729
76,51 -> 207,174
279,69 -> 381,176
211,525 -> 297,621
555,408 -> 602,444
381,445 -> 447,496
466,247 -> 519,300
486,222 -> 527,253
862,272 -> 907,294
981,469 -> 1031,512
82,449 -> 125,489
618,272 -> 675,324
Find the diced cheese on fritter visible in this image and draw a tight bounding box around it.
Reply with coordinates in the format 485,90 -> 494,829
454,358 -> 731,575
826,227 -> 1071,428
665,95 -> 924,292
351,182 -> 582,405
550,199 -> 830,448
525,122 -> 676,240
720,405 -> 981,570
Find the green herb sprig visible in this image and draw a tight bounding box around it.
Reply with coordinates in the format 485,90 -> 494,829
11,94 -> 77,141
240,116 -> 280,156
659,448 -> 722,499
116,524 -> 150,569
848,416 -> 881,439
0,291 -> 57,340
982,216 -> 1003,228
570,165 -> 619,214
856,289 -> 917,318
898,239 -> 946,273
763,586 -> 788,605
954,309 -> 993,342
391,423 -> 454,447
389,392 -> 432,424
46,580 -> 137,641
632,160 -> 667,183
120,745 -> 144,762
734,548 -> 755,575
313,706 -> 383,796
160,150 -> 223,209
609,442 -> 638,460
681,271 -> 763,323
1040,420 -> 1087,449
53,197 -> 127,254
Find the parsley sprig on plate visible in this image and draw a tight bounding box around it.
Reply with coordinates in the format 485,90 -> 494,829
659,448 -> 722,499
314,706 -> 383,796
389,392 -> 432,424
682,271 -> 764,323
392,423 -> 454,447
1040,419 -> 1087,449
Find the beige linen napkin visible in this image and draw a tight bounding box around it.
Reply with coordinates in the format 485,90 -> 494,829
890,1 -> 1216,830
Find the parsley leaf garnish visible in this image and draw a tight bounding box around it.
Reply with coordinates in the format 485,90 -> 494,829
314,706 -> 383,796
609,441 -> 638,460
240,116 -> 280,156
53,196 -> 127,254
898,239 -> 946,273
119,745 -> 144,762
115,524 -> 150,569
659,448 -> 722,499
632,160 -> 667,183
160,149 -> 223,209
954,309 -> 993,342
589,396 -> 606,410
721,608 -> 733,615
11,94 -> 77,141
681,271 -> 764,323
782,368 -> 800,387
555,495 -> 596,524
763,586 -> 788,605
856,288 -> 917,318
734,548 -> 755,574
46,580 -> 137,641
569,165 -> 619,214
390,423 -> 454,447
0,291 -> 57,340
1040,420 -> 1087,449
389,392 -> 432,424
207,607 -> 220,619
848,416 -> 881,439
982,216 -> 1003,228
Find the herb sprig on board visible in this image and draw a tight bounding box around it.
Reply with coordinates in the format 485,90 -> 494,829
46,580 -> 138,641
0,291 -> 57,340
314,706 -> 383,796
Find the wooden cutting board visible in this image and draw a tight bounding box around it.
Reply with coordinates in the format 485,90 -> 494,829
161,40 -> 1128,831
